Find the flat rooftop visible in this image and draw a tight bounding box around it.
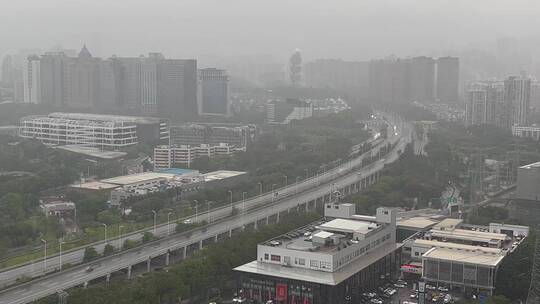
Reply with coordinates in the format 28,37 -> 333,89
414,239 -> 503,255
317,218 -> 379,234
423,247 -> 505,267
157,168 -> 197,175
70,181 -> 119,191
429,228 -> 509,243
433,218 -> 463,230
57,145 -> 128,160
48,112 -> 165,124
398,217 -> 440,230
202,170 -> 246,181
102,172 -> 176,185
235,243 -> 401,286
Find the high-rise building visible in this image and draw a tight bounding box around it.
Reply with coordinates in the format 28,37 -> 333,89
157,58 -> 198,119
436,57 -> 459,104
23,55 -> 42,104
504,76 -> 531,127
64,45 -> 101,108
465,89 -> 489,126
368,57 -> 411,104
410,56 -> 436,103
38,52 -> 68,107
1,55 -> 15,86
197,68 -> 230,116
303,59 -> 369,90
289,49 -> 302,87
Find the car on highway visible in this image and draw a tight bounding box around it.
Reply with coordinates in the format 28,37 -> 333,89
370,299 -> 383,304
85,266 -> 94,273
183,219 -> 192,224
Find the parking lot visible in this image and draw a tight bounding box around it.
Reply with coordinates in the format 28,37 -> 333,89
359,279 -> 457,304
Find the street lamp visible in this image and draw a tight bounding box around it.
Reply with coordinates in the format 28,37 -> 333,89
40,239 -> 47,271
59,239 -> 65,271
258,182 -> 263,196
283,175 -> 288,186
193,200 -> 199,222
271,184 -> 277,202
242,192 -> 247,212
118,226 -> 125,250
304,168 -> 309,179
167,212 -> 173,236
101,223 -> 108,244
295,176 -> 301,195
206,201 -> 211,223
151,210 -> 157,234
228,190 -> 233,210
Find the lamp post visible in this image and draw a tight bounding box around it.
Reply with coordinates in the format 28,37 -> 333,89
101,223 -> 108,244
151,210 -> 157,234
59,239 -> 65,271
283,175 -> 288,186
258,182 -> 263,196
118,226 -> 125,250
295,177 -> 301,195
206,201 -> 211,223
167,212 -> 173,236
40,239 -> 47,271
271,184 -> 277,202
194,200 -> 199,222
304,168 -> 308,179
242,192 -> 247,212
228,190 -> 233,210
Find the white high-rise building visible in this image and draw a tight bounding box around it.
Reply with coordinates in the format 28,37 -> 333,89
23,55 -> 41,104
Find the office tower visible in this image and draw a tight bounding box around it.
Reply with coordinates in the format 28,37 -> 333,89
504,76 -> 531,127
465,89 -> 489,126
23,55 -> 42,104
197,68 -> 230,116
156,58 -> 197,119
64,45 -> 100,108
436,57 -> 459,104
410,56 -> 436,103
1,55 -> 14,86
112,56 -> 142,110
303,59 -> 369,90
98,60 -> 118,107
38,52 -> 68,107
289,49 -> 302,87
531,81 -> 540,111
368,57 -> 410,104
140,53 -> 161,114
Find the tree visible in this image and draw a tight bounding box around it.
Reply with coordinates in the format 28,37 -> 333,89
142,232 -> 154,243
103,244 -> 115,256
83,246 -> 99,262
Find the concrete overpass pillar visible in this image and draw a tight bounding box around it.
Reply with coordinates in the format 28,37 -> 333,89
198,240 -> 203,250
127,265 -> 132,279
266,216 -> 269,225
229,229 -> 232,237
182,246 -> 187,259
146,258 -> 151,273
165,253 -> 170,266
214,235 -> 218,242
276,212 -> 280,223
254,220 -> 258,230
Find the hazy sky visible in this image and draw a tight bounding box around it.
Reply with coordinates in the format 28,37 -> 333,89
2,0 -> 540,62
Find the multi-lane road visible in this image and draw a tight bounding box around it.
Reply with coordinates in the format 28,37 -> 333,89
0,115 -> 411,304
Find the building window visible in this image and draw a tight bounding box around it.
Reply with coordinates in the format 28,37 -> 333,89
284,256 -> 291,265
320,262 -> 331,269
310,260 -> 319,268
264,254 -> 269,260
271,255 -> 281,262
295,258 -> 306,265
414,252 -> 420,256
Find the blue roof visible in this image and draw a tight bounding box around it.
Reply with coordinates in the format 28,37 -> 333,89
157,168 -> 196,175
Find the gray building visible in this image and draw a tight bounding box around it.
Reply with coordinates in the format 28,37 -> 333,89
197,68 -> 230,116
410,56 -> 436,104
510,161 -> 540,225
157,58 -> 198,120
504,76 -> 531,127
436,57 -> 459,104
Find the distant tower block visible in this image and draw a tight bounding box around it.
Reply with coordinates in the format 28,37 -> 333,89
289,49 -> 302,87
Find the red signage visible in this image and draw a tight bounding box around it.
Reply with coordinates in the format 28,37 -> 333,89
276,284 -> 288,301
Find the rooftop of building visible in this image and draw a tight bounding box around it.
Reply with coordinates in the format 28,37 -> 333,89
23,112 -> 166,125
157,168 -> 197,175
101,172 -> 177,185
397,217 -> 440,230
261,216 -> 383,255
235,242 -> 401,286
70,181 -> 119,191
202,170 -> 247,181
427,227 -> 509,243
432,218 -> 463,230
57,145 -> 128,160
422,247 -> 505,267
413,239 -> 504,254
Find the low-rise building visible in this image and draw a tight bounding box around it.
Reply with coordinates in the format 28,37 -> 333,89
153,143 -> 245,170
234,204 -> 401,303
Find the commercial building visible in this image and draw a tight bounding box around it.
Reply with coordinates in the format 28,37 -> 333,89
436,57 -> 460,104
234,203 -> 401,304
510,161 -> 540,224
19,112 -> 169,150
266,99 -> 313,124
512,125 -> 540,140
303,59 -> 369,91
504,75 -> 531,128
153,143 -> 244,169
169,123 -> 255,148
197,68 -> 230,116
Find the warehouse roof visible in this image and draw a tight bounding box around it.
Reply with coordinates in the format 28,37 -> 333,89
102,172 -> 176,185
398,217 -> 439,230
317,218 -> 379,234
422,247 -> 505,267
